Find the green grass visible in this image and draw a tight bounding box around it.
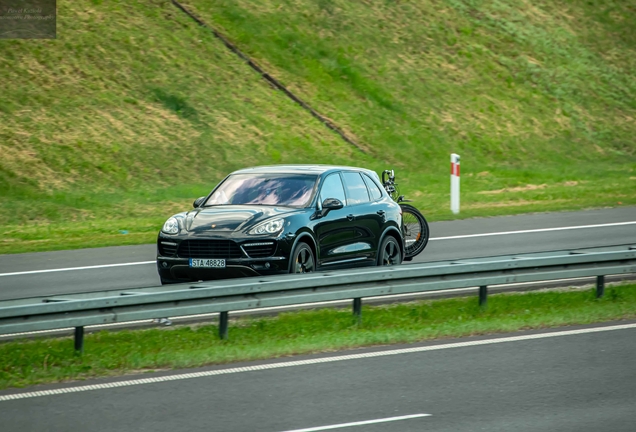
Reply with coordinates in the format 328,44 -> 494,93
1,0 -> 635,254
1,284 -> 635,390
0,0 -> 373,254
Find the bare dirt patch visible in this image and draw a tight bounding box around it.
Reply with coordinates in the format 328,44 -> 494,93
465,199 -> 570,209
478,184 -> 548,195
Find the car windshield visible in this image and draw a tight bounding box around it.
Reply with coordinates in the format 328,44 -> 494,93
204,174 -> 318,207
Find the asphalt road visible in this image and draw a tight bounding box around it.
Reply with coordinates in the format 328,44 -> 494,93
0,206 -> 635,301
1,322 -> 635,431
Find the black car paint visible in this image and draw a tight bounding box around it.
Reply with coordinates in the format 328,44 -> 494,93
157,165 -> 403,283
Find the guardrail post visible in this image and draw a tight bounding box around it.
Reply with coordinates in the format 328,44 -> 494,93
353,298 -> 362,320
596,275 -> 605,298
219,311 -> 229,340
74,326 -> 84,353
479,286 -> 488,307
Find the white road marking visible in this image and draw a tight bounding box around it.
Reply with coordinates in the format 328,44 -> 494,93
280,414 -> 431,432
1,322 -> 634,402
430,221 -> 636,241
1,221 -> 634,277
0,261 -> 155,277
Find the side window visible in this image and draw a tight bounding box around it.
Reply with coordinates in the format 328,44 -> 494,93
342,172 -> 370,205
363,174 -> 383,201
319,173 -> 346,204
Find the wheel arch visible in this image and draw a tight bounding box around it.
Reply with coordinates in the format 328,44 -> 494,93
378,226 -> 405,261
287,232 -> 318,272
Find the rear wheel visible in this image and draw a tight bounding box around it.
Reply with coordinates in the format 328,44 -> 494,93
400,204 -> 429,259
290,242 -> 315,273
377,236 -> 402,266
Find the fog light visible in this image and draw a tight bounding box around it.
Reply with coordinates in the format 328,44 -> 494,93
264,262 -> 270,269
162,262 -> 168,268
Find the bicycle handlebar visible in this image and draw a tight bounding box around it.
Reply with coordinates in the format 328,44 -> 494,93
382,169 -> 395,185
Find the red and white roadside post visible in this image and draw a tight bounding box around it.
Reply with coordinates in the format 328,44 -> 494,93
450,153 -> 460,214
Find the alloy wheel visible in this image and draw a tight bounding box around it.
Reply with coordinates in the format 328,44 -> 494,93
293,244 -> 315,273
380,238 -> 401,266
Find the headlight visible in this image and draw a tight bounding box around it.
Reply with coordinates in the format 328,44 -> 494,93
162,217 -> 179,235
248,218 -> 284,235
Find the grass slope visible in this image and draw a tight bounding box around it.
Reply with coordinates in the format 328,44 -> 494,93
185,0 -> 636,209
0,0 -> 372,253
1,284 -> 635,390
1,0 -> 635,253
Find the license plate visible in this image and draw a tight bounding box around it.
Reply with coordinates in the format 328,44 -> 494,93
189,258 -> 226,268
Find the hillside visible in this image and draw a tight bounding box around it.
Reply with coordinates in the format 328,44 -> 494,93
0,0 -> 372,253
1,0 -> 635,253
184,0 -> 636,199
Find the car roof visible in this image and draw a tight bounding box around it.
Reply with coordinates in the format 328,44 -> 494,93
231,164 -> 377,176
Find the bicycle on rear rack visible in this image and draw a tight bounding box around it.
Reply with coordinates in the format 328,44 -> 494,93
381,169 -> 429,260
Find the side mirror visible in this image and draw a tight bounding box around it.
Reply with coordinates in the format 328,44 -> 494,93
322,198 -> 344,210
311,198 -> 344,220
193,197 -> 206,208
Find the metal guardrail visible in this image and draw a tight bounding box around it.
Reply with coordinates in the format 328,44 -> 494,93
0,245 -> 635,352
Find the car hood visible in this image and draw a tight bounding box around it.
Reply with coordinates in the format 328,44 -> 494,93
185,205 -> 300,233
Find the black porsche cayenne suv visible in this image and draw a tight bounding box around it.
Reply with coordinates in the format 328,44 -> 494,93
157,165 -> 404,284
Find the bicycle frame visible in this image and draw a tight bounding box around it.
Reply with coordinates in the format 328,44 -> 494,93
382,169 -> 410,202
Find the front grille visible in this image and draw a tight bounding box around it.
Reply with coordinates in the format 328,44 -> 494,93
177,239 -> 243,259
158,240 -> 178,257
242,241 -> 277,258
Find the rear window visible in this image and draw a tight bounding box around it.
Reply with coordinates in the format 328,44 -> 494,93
342,172 -> 370,205
363,174 -> 383,201
205,174 -> 318,207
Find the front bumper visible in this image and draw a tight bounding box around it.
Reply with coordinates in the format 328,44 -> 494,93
157,256 -> 289,281
156,234 -> 293,282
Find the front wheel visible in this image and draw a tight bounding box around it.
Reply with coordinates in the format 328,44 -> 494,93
400,204 -> 429,259
290,242 -> 315,273
377,236 -> 402,266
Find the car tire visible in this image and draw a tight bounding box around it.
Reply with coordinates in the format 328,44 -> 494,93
290,242 -> 315,274
377,235 -> 402,266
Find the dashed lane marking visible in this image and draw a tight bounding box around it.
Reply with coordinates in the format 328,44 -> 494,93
280,413 -> 431,431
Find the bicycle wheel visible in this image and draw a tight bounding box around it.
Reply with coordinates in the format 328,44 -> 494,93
400,204 -> 429,258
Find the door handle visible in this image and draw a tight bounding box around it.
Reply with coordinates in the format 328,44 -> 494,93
346,214 -> 354,221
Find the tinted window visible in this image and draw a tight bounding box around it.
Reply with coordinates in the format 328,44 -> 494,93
205,174 -> 317,207
363,174 -> 383,201
342,172 -> 370,205
319,173 -> 346,204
